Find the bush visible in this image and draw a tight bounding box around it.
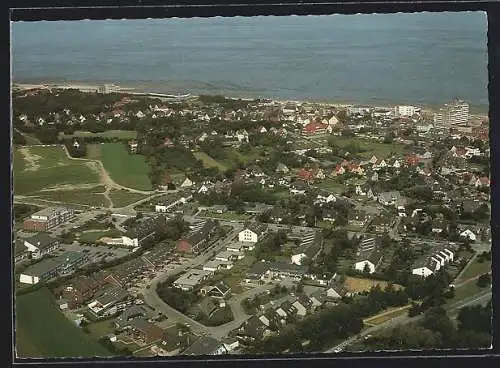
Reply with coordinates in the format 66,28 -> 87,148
476,273 -> 491,288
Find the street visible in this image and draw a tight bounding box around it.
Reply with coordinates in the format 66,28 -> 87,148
323,289 -> 492,353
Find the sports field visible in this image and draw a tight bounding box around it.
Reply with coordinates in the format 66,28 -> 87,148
15,288 -> 112,358
13,146 -> 101,195
98,143 -> 152,190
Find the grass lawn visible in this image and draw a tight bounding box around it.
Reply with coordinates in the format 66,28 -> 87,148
328,137 -> 407,159
59,130 -> 138,140
87,320 -> 115,341
15,288 -> 112,358
222,147 -> 262,167
455,257 -> 492,284
315,179 -> 346,194
109,189 -> 148,208
363,305 -> 411,326
446,280 -> 487,306
100,143 -> 152,190
78,228 -> 123,243
193,151 -> 228,171
14,146 -> 101,195
32,186 -> 108,207
343,276 -> 404,293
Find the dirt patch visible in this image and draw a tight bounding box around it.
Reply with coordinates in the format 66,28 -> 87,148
18,147 -> 42,172
343,276 -> 404,293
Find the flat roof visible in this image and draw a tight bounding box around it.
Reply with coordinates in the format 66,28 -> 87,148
32,206 -> 72,217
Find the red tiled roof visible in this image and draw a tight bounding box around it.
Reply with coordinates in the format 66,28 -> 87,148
303,122 -> 328,133
297,168 -> 315,181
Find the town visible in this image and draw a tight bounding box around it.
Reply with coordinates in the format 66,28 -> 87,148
13,84 -> 492,357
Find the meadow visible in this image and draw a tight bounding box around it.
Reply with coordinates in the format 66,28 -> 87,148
13,146 -> 100,195
97,143 -> 152,190
193,151 -> 228,171
109,189 -> 149,208
327,137 -> 407,159
15,288 -> 111,358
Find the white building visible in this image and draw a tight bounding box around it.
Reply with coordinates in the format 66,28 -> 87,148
460,229 -> 477,241
238,223 -> 268,243
394,105 -> 417,117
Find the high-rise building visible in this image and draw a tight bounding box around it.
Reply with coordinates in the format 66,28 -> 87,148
434,99 -> 469,126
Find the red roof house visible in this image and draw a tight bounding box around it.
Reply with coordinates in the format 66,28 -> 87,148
302,122 -> 328,136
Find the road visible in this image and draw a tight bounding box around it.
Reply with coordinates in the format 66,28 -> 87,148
323,289 -> 492,353
140,224 -> 245,337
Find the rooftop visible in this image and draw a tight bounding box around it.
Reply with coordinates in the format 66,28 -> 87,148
182,336 -> 225,356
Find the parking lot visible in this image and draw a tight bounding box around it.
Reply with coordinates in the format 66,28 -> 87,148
55,242 -> 131,264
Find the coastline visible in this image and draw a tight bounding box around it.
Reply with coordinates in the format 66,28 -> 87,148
12,79 -> 489,116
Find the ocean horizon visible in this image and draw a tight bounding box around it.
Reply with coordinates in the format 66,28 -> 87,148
11,12 -> 489,110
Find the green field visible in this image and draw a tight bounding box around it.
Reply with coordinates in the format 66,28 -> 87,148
78,228 -> 123,243
14,146 -> 101,195
15,288 -> 111,358
33,186 -> 108,207
193,151 -> 228,171
455,257 -> 492,284
328,137 -> 407,158
109,189 -> 148,208
59,130 -> 137,140
99,143 -> 152,190
315,179 -> 346,194
446,281 -> 486,306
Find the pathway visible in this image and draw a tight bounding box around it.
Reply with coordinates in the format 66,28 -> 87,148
61,145 -> 155,209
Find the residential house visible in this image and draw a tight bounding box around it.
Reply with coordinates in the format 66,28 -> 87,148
227,241 -> 256,253
236,315 -> 271,343
411,256 -> 441,278
332,165 -> 346,177
130,318 -> 165,345
354,247 -> 384,274
460,229 -> 477,241
115,305 -> 153,330
87,285 -> 130,317
297,168 -> 315,183
302,121 -> 328,136
276,163 -> 290,174
292,296 -> 314,317
347,210 -> 370,227
244,261 -> 271,284
276,300 -> 298,319
182,336 -> 227,356
370,215 -> 393,233
326,275 -> 351,299
200,281 -> 231,299
128,140 -> 138,153
378,191 -> 401,207
14,239 -> 29,263
314,193 -> 336,205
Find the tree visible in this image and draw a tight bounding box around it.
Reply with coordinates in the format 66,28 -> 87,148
476,273 -> 491,288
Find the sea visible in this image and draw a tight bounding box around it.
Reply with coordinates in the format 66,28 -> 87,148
11,12 -> 489,111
